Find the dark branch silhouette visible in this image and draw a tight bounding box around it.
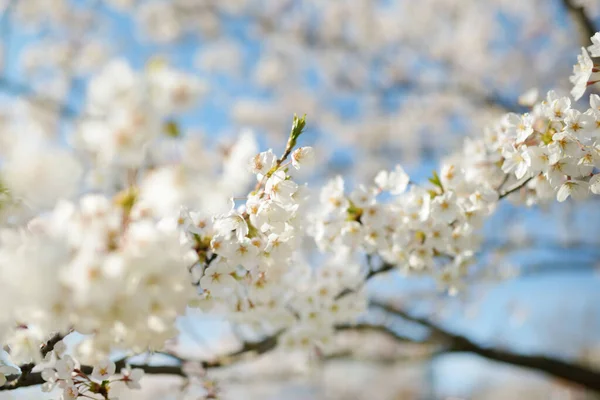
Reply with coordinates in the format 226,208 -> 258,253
371,301 -> 600,392
563,0 -> 598,43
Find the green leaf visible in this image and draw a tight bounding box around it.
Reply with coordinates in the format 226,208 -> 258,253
290,114 -> 307,141
114,187 -> 139,214
164,120 -> 181,138
541,130 -> 553,145
247,220 -> 259,238
428,170 -> 444,192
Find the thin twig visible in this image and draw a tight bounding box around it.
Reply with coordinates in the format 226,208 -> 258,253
499,177 -> 532,199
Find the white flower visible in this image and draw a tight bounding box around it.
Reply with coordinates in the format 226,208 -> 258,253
589,32 -> 600,57
264,233 -> 292,261
425,223 -> 451,250
547,96 -> 571,121
62,384 -> 79,400
320,176 -> 349,214
53,340 -> 67,358
469,185 -> 499,206
41,368 -> 58,392
2,133 -> 83,211
521,146 -> 548,175
589,174 -> 600,194
249,149 -> 277,175
92,359 -> 116,381
518,88 -> 539,107
265,171 -> 298,204
374,165 -> 409,195
87,59 -> 138,112
120,366 -> 144,389
361,204 -> 387,229
409,245 -> 433,270
440,164 -> 458,189
55,355 -> 76,380
180,209 -> 213,237
563,109 -> 593,140
545,158 -> 571,187
340,221 -> 363,248
501,145 -> 529,179
214,207 -> 249,241
252,199 -> 289,234
592,94 -> 600,113
199,259 -> 238,296
556,180 -> 589,202
431,191 -> 461,223
5,329 -> 45,365
147,65 -> 207,114
221,237 -> 259,267
505,113 -> 534,143
349,185 -> 376,207
137,1 -> 181,43
291,147 -> 315,170
571,47 -> 594,101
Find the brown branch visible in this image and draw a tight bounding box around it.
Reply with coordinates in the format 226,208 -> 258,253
335,262 -> 395,300
499,177 -> 533,199
563,0 -> 598,44
336,323 -> 417,345
371,301 -> 600,392
0,362 -> 186,391
3,332 -> 65,390
228,331 -> 282,357
0,327 -> 287,392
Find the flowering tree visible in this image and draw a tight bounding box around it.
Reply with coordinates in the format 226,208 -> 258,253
0,1 -> 600,399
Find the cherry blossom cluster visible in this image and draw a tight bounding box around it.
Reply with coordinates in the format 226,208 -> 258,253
493,92 -> 600,203
488,32 -> 600,205
180,117 -> 366,352
311,164 -> 496,292
311,30 -> 600,293
76,59 -> 206,172
0,58 -> 258,393
41,341 -> 143,400
0,193 -> 198,363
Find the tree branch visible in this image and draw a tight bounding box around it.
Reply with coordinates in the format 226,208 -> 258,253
336,323 -> 418,345
563,0 -> 598,44
335,262 -> 395,300
4,332 -> 65,390
499,177 -> 533,199
371,301 -> 600,392
0,362 -> 186,391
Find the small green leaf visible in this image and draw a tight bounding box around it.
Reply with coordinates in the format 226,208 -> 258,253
428,170 -> 444,193
164,120 -> 181,138
346,200 -> 363,221
114,187 -> 139,214
290,114 -> 307,141
247,220 -> 259,238
541,130 -> 553,145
